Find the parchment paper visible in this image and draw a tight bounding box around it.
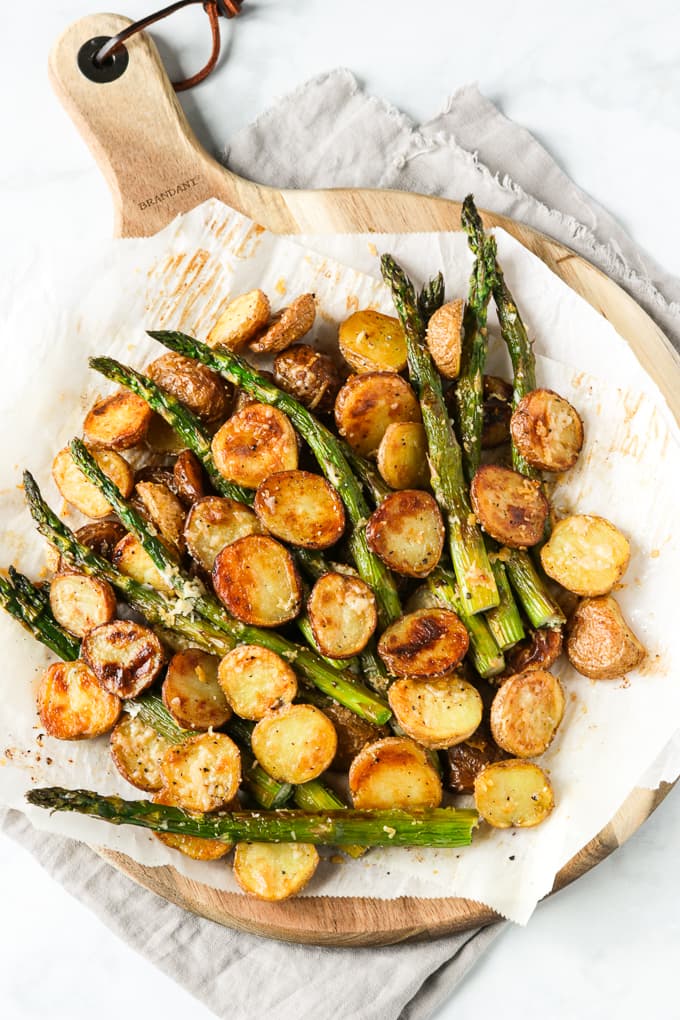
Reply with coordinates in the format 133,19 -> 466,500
0,199 -> 678,924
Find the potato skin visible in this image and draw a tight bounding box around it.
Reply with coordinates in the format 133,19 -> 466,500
217,644 -> 298,721
250,293 -> 316,354
254,470 -> 346,549
490,669 -> 565,757
540,514 -> 630,596
208,289 -> 271,351
566,595 -> 645,679
135,480 -> 186,554
378,608 -> 469,678
153,788 -> 232,860
349,737 -> 442,810
211,403 -> 298,489
445,725 -> 507,794
110,713 -> 172,791
147,352 -> 230,424
212,534 -> 302,627
338,310 -> 407,374
81,619 -> 164,698
482,376 -> 513,449
425,300 -> 464,379
366,490 -> 444,578
504,627 -> 564,677
83,390 -> 152,449
471,464 -> 549,548
307,572 -> 377,658
74,520 -> 127,562
49,572 -> 117,637
184,496 -> 262,572
474,759 -> 554,829
334,372 -> 421,458
377,422 -> 430,490
387,674 -> 483,749
510,388 -> 584,472
163,649 -> 231,730
52,446 -> 133,519
303,694 -> 390,771
273,344 -> 344,413
233,842 -> 319,901
173,450 -> 207,506
251,703 -> 337,784
160,732 -> 241,812
37,660 -> 121,740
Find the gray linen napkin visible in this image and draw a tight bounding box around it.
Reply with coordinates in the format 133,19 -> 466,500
3,70 -> 679,1020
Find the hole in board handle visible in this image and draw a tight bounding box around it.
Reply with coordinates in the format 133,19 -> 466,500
77,36 -> 129,83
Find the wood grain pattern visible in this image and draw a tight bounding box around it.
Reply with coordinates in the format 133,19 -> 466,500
50,13 -> 680,944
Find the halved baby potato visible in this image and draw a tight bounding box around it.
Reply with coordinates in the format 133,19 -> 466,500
49,572 -> 116,637
387,675 -> 483,749
338,309 -> 407,374
184,496 -> 262,572
482,375 -> 513,449
112,533 -> 173,593
208,288 -> 271,351
37,660 -> 121,740
471,464 -> 549,548
153,787 -> 232,860
250,293 -> 316,354
109,712 -> 173,791
566,595 -> 645,679
510,388 -> 584,472
334,372 -> 421,458
540,514 -> 630,596
349,736 -> 442,809
445,725 -> 507,794
217,644 -> 298,721
233,842 -> 319,901
173,450 -> 207,506
307,572 -> 377,659
377,422 -> 430,490
273,344 -> 344,413
254,470 -> 346,549
147,352 -> 230,425
145,412 -> 186,453
52,446 -> 133,519
490,669 -> 565,757
83,390 -> 152,450
75,520 -> 127,561
211,403 -> 298,489
251,703 -> 337,784
213,534 -> 302,627
474,759 -> 555,829
425,299 -> 465,379
163,649 -> 232,730
81,619 -> 164,698
378,608 -> 469,678
365,490 -> 444,577
135,481 -> 186,554
505,627 -> 563,676
160,732 -> 241,812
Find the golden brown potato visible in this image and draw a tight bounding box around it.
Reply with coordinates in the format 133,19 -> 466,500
211,403 -> 298,489
540,514 -> 630,596
250,293 -> 316,354
74,520 -> 128,561
474,759 -> 555,828
212,534 -> 302,627
233,842 -> 319,901
338,310 -> 407,374
254,470 -> 346,549
109,713 -> 172,791
173,450 -> 207,506
163,649 -> 231,730
49,572 -> 116,638
378,608 -> 469,678
307,572 -> 377,658
145,413 -> 186,453
470,464 -> 549,548
349,737 -> 442,809
52,446 -> 133,519
366,490 -> 444,577
112,533 -> 173,593
425,299 -> 465,379
482,375 -> 513,449
566,595 -> 646,679
153,787 -> 232,860
251,703 -> 337,784
147,352 -> 230,424
184,496 -> 262,572
510,388 -> 584,472
387,675 -> 483,749
302,693 -> 391,771
83,390 -> 152,450
490,669 -> 565,757
505,627 -> 564,676
273,344 -> 344,413
377,422 -> 430,490
81,619 -> 164,698
208,289 -> 271,351
445,725 -> 507,794
37,660 -> 121,740
135,481 -> 186,554
217,644 -> 298,721
160,732 -> 241,812
334,372 -> 421,458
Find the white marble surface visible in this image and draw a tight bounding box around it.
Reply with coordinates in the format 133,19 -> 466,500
1,1 -> 679,1017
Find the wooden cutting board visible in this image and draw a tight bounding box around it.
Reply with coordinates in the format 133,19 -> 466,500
48,13 -> 679,945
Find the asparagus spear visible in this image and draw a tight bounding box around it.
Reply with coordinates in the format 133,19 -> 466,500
0,570 -> 80,661
485,559 -> 526,650
26,787 -> 478,848
418,272 -> 445,324
380,255 -> 498,614
426,566 -> 505,679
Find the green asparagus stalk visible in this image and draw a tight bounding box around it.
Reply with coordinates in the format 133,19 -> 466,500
380,255 -> 498,614
0,570 -> 81,661
418,272 -> 445,324
501,548 -> 565,630
485,559 -> 526,650
339,441 -> 392,507
426,566 -> 505,679
26,787 -> 478,848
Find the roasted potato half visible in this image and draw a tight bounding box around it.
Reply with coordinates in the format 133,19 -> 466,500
540,514 -> 630,596
217,644 -> 298,721
147,352 -> 230,425
234,842 -> 319,901
74,520 -> 127,561
490,669 -> 565,758
49,572 -> 116,638
482,375 -> 513,449
446,725 -> 507,794
81,619 -> 164,698
83,390 -> 152,450
338,310 -> 407,374
135,481 -> 186,554
254,470 -> 346,549
211,403 -> 298,489
307,572 -> 377,658
160,732 -> 241,812
470,464 -> 549,548
273,344 -> 344,413
109,713 -> 172,791
566,595 -> 645,679
349,737 -> 442,810
184,496 -> 262,572
334,372 -> 421,458
145,412 -> 186,454
163,649 -> 231,730
208,288 -> 271,351
112,533 -> 173,593
377,422 -> 430,490
425,299 -> 465,379
510,388 -> 584,472
173,450 -> 207,506
251,703 -> 337,784
250,293 -> 316,354
505,627 -> 564,676
37,660 -> 121,740
366,490 -> 444,577
378,608 -> 469,678
474,759 -> 555,829
213,534 -> 302,627
52,446 -> 133,519
387,674 -> 483,749
153,787 -> 232,860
